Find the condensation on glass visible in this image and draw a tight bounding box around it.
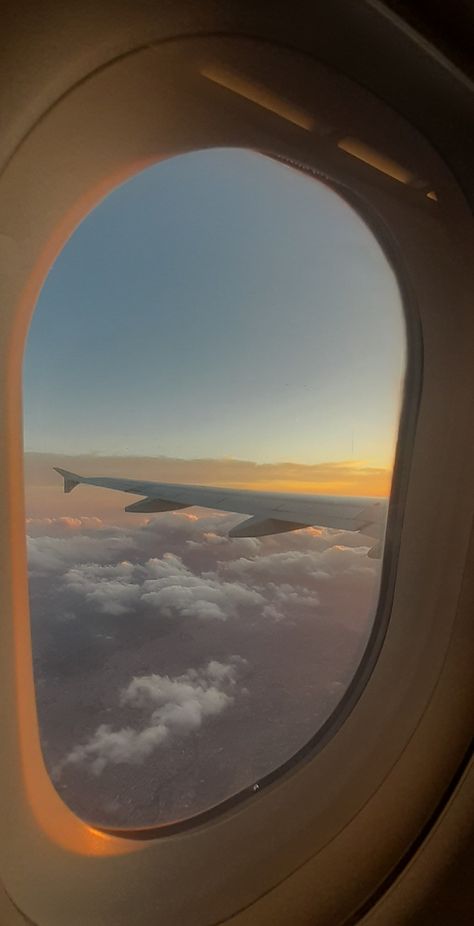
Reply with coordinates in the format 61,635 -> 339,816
23,148 -> 406,828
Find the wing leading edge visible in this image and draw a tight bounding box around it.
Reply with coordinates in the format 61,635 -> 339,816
53,467 -> 387,555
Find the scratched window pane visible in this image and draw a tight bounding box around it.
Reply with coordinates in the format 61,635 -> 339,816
24,149 -> 405,828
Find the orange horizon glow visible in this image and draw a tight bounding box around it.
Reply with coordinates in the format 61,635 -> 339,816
221,476 -> 390,497
24,452 -> 392,522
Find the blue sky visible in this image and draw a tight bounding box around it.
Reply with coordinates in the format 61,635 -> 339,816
23,148 -> 405,468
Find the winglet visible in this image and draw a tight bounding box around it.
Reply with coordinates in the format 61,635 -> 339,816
53,467 -> 81,494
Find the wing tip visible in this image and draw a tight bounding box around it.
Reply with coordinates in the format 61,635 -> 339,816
53,467 -> 81,494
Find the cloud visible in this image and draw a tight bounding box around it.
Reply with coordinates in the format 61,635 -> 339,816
261,583 -> 321,623
27,531 -> 136,577
56,658 -> 245,776
28,510 -> 378,631
143,553 -> 189,578
141,563 -> 265,621
63,562 -> 142,616
27,506 -> 384,825
207,541 -> 378,631
59,551 -> 266,622
218,549 -> 329,585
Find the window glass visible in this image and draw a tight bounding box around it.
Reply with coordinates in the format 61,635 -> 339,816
24,149 -> 405,828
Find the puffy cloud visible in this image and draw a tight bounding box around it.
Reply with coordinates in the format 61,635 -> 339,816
56,658 -> 244,776
146,593 -> 227,621
187,530 -> 261,560
26,506 -> 380,642
27,530 -> 136,577
57,722 -> 169,776
142,565 -> 265,621
143,552 -> 190,578
63,562 -> 142,616
218,549 -> 328,585
260,582 -> 321,623
27,508 -> 378,633
215,544 -> 375,593
59,551 -> 265,622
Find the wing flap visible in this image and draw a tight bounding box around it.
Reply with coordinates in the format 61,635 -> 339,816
125,497 -> 189,513
229,516 -> 308,538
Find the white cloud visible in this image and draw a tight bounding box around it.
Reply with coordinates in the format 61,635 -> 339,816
27,511 -> 378,633
62,561 -> 142,615
187,530 -> 261,558
260,582 -> 321,622
58,722 -> 170,776
27,531 -> 136,576
56,659 -> 244,776
144,553 -> 189,578
216,549 -> 329,586
60,552 -> 266,621
27,512 -> 379,634
215,544 -> 375,588
142,570 -> 264,621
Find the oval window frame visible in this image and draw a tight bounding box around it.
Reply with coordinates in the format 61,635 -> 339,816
24,142 -> 411,837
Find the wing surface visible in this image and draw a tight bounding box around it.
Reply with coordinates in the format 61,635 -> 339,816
54,467 -> 387,550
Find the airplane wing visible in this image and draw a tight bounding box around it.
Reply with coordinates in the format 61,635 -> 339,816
53,467 -> 387,554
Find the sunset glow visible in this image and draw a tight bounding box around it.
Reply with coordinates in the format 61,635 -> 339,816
24,453 -> 391,524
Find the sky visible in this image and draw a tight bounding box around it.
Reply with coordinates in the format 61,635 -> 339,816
23,148 -> 405,496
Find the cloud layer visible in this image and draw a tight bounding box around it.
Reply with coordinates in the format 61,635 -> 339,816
27,507 -> 382,826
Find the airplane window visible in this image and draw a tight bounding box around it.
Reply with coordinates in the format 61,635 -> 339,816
23,148 -> 405,829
